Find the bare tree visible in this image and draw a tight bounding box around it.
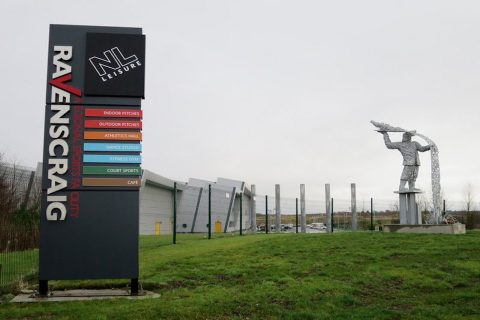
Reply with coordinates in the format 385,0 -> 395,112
417,194 -> 432,214
390,200 -> 399,212
416,193 -> 433,224
0,155 -> 40,251
464,183 -> 475,212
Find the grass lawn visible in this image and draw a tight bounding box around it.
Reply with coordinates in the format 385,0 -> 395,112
0,231 -> 479,319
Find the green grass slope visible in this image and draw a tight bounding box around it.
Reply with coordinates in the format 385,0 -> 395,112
1,232 -> 479,319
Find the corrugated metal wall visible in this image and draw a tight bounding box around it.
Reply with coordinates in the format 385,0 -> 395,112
139,183 -> 173,235
226,194 -> 252,232
176,185 -> 202,233
177,185 -> 234,233
138,175 -> 254,234
174,184 -> 253,233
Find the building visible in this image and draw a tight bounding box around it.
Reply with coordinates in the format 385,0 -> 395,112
175,177 -> 254,234
0,162 -> 41,210
25,163 -> 255,235
139,169 -> 185,235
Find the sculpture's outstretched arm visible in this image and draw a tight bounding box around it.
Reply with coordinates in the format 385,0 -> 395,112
416,142 -> 431,152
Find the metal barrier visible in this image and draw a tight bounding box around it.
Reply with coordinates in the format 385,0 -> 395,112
0,162 -> 40,291
0,223 -> 39,290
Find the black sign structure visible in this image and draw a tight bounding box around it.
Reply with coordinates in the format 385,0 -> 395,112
39,24 -> 146,296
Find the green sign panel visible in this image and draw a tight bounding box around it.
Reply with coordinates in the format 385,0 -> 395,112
83,166 -> 141,176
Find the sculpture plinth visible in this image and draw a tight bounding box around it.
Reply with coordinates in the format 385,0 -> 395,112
394,190 -> 423,225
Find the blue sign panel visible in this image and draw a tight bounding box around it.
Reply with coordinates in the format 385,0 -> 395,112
83,154 -> 142,163
84,143 -> 142,152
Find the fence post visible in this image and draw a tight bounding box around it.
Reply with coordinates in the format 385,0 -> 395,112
331,198 -> 334,233
251,185 -> 257,233
325,184 -> 331,233
173,182 -> 177,244
208,184 -> 212,239
240,192 -> 243,236
295,198 -> 299,234
275,184 -> 281,232
300,184 -> 306,233
351,183 -> 357,231
265,195 -> 269,234
370,197 -> 374,231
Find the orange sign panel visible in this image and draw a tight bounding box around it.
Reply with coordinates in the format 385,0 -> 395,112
84,131 -> 142,141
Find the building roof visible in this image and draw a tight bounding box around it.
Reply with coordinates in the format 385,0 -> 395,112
185,176 -> 252,196
141,169 -> 186,191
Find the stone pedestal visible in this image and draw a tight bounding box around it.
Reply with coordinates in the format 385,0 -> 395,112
383,224 -> 466,234
394,190 -> 423,225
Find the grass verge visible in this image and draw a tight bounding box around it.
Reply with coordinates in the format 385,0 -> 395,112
0,231 -> 479,319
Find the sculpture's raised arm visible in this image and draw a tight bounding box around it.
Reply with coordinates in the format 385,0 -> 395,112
382,132 -> 399,150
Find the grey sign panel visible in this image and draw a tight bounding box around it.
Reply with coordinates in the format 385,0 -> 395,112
39,191 -> 139,279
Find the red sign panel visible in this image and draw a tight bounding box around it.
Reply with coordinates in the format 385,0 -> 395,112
85,108 -> 143,118
84,120 -> 142,129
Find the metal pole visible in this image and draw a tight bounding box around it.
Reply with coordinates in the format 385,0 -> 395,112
325,184 -> 331,233
300,184 -> 306,233
370,197 -> 374,231
130,278 -> 139,295
275,184 -> 281,233
265,195 -> 269,234
38,280 -> 48,296
295,198 -> 299,234
251,185 -> 257,233
240,192 -> 243,236
208,184 -> 212,239
351,183 -> 357,231
173,182 -> 177,244
331,198 -> 334,233
443,199 -> 446,216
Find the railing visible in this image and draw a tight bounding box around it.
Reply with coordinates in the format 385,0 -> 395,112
0,222 -> 39,291
0,161 -> 41,291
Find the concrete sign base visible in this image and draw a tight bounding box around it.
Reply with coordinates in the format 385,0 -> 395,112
11,289 -> 159,303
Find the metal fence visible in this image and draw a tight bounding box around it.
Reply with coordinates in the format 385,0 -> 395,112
254,194 -> 480,232
0,224 -> 39,290
0,162 -> 40,291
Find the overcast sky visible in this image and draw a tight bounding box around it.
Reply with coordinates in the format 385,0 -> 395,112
1,0 -> 479,204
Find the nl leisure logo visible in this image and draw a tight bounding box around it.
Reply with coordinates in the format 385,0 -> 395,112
88,47 -> 142,82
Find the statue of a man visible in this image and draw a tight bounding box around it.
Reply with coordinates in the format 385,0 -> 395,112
380,131 -> 431,191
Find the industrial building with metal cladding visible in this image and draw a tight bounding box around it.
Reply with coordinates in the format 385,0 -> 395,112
23,164 -> 254,235
140,171 -> 255,235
